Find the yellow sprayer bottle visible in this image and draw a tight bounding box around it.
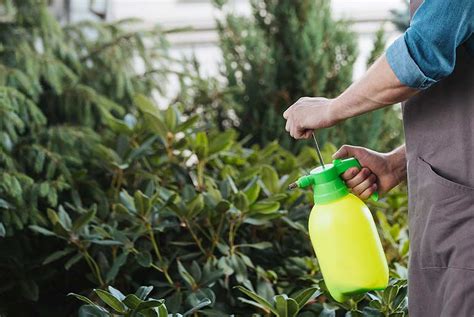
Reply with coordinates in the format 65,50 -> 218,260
290,158 -> 388,302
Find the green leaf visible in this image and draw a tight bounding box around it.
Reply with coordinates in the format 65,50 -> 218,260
90,239 -> 123,246
123,294 -> 142,309
274,295 -> 299,317
58,206 -> 72,229
215,200 -> 230,213
47,208 -> 60,225
235,286 -> 278,315
135,286 -> 153,300
0,222 -> 6,237
144,113 -> 168,137
134,190 -> 151,216
249,200 -> 280,214
43,248 -> 74,264
136,251 -> 152,268
29,225 -> 55,236
243,178 -> 261,204
78,305 -> 109,317
138,308 -> 159,317
136,299 -> 165,311
209,130 -> 234,155
183,298 -> 212,316
233,191 -> 249,212
236,242 -> 272,250
260,165 -> 279,194
39,182 -> 50,197
0,198 -> 12,209
108,286 -> 126,301
106,252 -> 128,283
94,289 -> 126,313
72,209 -> 96,232
68,293 -> 97,306
165,106 -> 177,131
178,261 -> 196,288
157,304 -> 168,317
65,253 -> 84,270
292,287 -> 318,309
134,94 -> 167,136
189,261 -> 202,281
187,194 -> 204,216
195,132 -> 209,159
134,94 -> 160,118
176,114 -> 199,132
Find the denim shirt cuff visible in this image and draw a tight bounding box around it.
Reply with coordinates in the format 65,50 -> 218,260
386,35 -> 437,89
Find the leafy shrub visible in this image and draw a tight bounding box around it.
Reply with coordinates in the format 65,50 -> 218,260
0,1 -> 409,316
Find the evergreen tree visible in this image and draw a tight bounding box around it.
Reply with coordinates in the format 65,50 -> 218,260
214,0 -> 403,151
215,0 -> 358,149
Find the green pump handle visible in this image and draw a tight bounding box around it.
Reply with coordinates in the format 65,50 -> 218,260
334,158 -> 379,202
290,157 -> 379,202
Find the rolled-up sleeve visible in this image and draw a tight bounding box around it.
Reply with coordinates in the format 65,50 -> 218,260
386,0 -> 474,89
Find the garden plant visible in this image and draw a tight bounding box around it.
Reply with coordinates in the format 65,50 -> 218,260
0,1 -> 409,316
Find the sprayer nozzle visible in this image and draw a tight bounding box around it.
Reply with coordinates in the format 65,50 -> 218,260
288,182 -> 298,190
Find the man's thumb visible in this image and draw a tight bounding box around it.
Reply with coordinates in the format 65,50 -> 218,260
333,145 -> 359,159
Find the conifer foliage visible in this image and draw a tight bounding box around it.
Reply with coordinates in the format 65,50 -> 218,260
215,0 -> 358,148
0,0 -> 166,233
214,0 -> 403,151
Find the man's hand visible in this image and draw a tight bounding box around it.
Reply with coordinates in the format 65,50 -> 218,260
333,145 -> 407,199
282,56 -> 418,140
283,97 -> 339,139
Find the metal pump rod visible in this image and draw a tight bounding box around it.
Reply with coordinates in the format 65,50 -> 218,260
288,131 -> 326,190
312,132 -> 325,169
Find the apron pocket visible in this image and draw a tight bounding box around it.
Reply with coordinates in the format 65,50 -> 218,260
415,157 -> 474,269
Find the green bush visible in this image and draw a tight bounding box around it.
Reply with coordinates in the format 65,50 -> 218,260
0,1 -> 409,316
212,0 -> 403,152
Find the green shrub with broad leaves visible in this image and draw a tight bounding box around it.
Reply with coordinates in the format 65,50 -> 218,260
0,1 -> 409,316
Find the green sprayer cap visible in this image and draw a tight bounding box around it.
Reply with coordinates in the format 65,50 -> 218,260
289,158 -> 379,204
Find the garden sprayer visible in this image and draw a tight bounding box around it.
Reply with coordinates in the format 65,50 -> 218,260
289,133 -> 388,302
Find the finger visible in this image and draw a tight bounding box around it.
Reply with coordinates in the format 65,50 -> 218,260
283,106 -> 292,119
352,174 -> 377,195
333,144 -> 360,159
345,168 -> 371,188
359,183 -> 378,200
285,118 -> 290,132
302,130 -> 313,139
341,167 -> 360,181
295,125 -> 307,139
290,122 -> 298,139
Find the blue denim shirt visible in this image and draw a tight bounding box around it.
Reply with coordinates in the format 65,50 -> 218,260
386,0 -> 474,89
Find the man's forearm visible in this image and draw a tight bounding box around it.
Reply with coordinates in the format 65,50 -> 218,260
387,144 -> 407,184
331,55 -> 418,122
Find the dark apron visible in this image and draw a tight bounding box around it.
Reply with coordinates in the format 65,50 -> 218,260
403,0 -> 474,316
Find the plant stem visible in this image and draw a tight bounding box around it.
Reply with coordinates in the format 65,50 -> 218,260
228,219 -> 241,255
145,222 -> 174,285
182,217 -> 207,256
209,213 -> 225,257
196,160 -> 205,191
83,249 -> 105,286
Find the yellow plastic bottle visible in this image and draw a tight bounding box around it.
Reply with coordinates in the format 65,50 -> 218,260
291,158 -> 388,302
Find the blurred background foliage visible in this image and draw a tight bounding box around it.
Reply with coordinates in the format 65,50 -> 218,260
209,0 -> 404,152
0,0 -> 408,316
